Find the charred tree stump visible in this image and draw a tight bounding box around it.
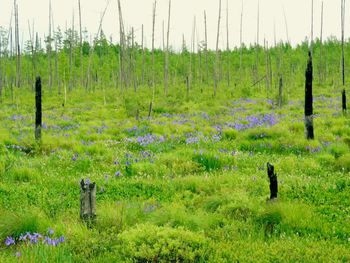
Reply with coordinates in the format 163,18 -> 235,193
80,179 -> 96,226
342,89 -> 347,112
305,51 -> 314,140
35,77 -> 42,141
267,162 -> 278,200
278,76 -> 283,108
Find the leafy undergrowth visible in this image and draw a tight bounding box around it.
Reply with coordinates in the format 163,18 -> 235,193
0,86 -> 349,262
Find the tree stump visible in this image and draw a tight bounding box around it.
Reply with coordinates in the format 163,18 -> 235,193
278,76 -> 283,108
80,179 -> 96,226
342,89 -> 347,112
304,51 -> 314,140
35,76 -> 42,141
267,162 -> 278,200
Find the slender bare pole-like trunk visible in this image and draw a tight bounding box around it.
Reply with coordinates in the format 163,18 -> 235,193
310,0 -> 314,56
164,0 -> 171,96
319,1 -> 324,84
214,0 -> 221,97
78,0 -> 83,87
239,1 -> 243,77
48,0 -> 53,90
117,0 -> 125,93
14,0 -> 20,88
255,1 -> 259,83
69,11 -> 74,91
204,10 -> 209,84
341,0 -> 345,87
141,24 -> 145,86
149,0 -> 157,119
132,27 -> 137,92
226,0 -> 230,87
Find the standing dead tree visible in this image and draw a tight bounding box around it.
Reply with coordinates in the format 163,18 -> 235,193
117,0 -> 126,93
48,0 -> 53,90
149,0 -> 157,119
35,77 -> 42,141
305,51 -> 314,140
164,0 -> 171,96
214,0 -> 222,97
319,1 -> 324,84
239,1 -> 243,77
78,0 -> 83,88
14,0 -> 20,88
204,10 -> 209,85
341,0 -> 346,111
267,163 -> 278,200
226,0 -> 230,87
86,1 -> 110,91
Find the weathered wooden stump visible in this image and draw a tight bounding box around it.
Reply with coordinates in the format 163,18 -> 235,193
342,89 -> 347,112
278,76 -> 283,108
80,179 -> 96,225
267,162 -> 278,200
305,51 -> 314,140
35,76 -> 42,141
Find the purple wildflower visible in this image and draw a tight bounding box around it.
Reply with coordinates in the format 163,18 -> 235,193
5,236 -> 15,246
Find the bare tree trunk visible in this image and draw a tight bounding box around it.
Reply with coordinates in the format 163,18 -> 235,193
164,0 -> 171,96
214,0 -> 221,97
226,0 -> 230,87
319,1 -> 324,84
117,0 -> 125,93
78,0 -> 83,87
141,24 -> 145,86
255,2 -> 259,83
132,27 -> 137,92
52,13 -> 59,94
14,0 -> 21,88
240,1 -> 243,77
149,0 -> 157,119
69,11 -> 74,91
305,52 -> 314,140
310,0 -> 314,56
341,0 -> 345,87
86,1 -> 109,91
48,0 -> 52,91
204,10 -> 209,84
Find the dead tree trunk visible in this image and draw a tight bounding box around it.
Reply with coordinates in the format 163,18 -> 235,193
278,76 -> 283,108
78,0 -> 83,87
141,24 -> 145,86
35,77 -> 42,141
164,0 -> 171,96
80,179 -> 96,226
343,89 -> 347,112
214,0 -> 222,97
240,1 -> 243,77
305,51 -> 314,140
319,1 -> 324,84
14,1 -> 21,88
204,10 -> 209,84
267,163 -> 278,200
48,0 -> 53,90
226,0 -> 230,87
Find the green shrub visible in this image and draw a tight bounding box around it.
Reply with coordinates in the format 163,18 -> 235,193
116,224 -> 209,262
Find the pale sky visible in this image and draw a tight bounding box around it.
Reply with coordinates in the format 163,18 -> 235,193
0,0 -> 348,51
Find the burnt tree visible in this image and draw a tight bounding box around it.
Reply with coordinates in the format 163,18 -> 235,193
342,89 -> 347,112
80,179 -> 96,226
267,162 -> 278,200
35,77 -> 42,141
305,51 -> 314,140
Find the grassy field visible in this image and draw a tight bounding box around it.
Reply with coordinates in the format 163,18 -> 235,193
0,80 -> 349,262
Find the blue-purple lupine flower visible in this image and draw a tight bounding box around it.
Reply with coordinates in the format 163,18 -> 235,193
14,252 -> 21,257
48,228 -> 54,235
72,153 -> 78,161
5,236 -> 15,246
115,171 -> 121,177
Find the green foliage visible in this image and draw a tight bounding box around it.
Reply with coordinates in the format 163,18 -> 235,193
116,224 -> 209,262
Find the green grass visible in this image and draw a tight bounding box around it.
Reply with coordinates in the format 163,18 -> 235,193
0,81 -> 349,262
